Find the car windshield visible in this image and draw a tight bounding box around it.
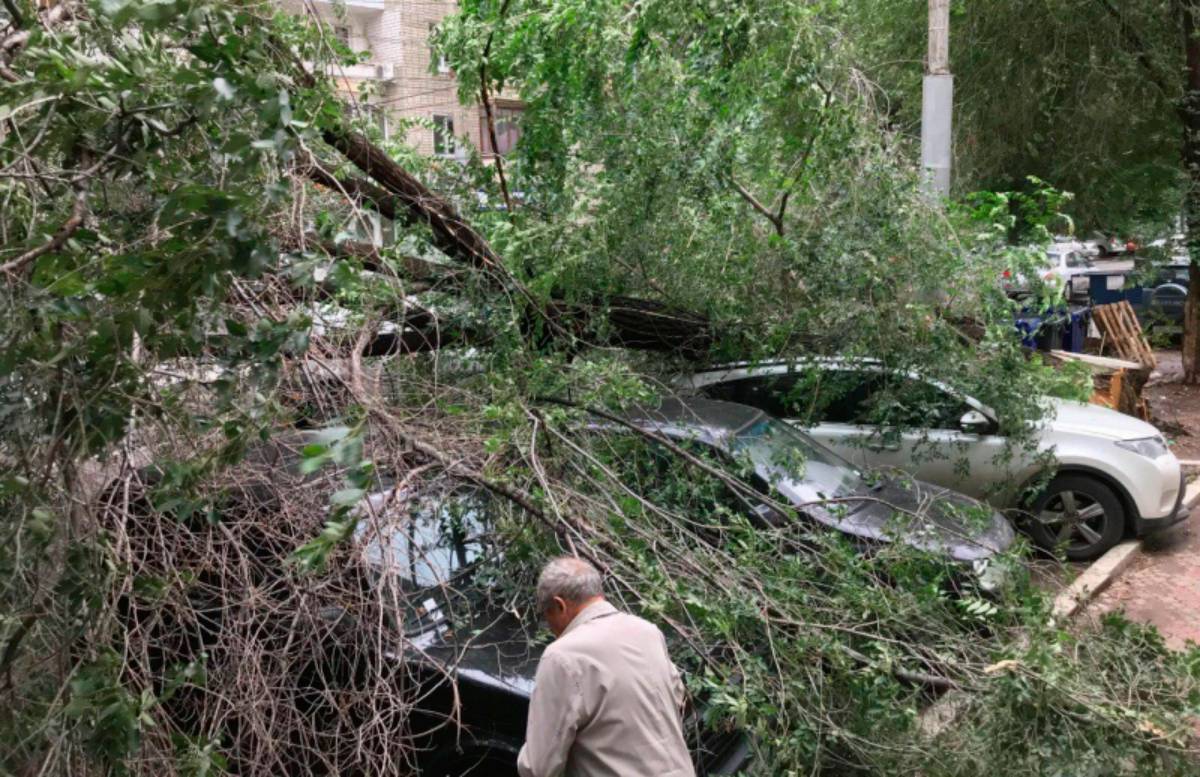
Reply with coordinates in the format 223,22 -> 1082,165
729,416 -> 865,504
360,488 -> 491,590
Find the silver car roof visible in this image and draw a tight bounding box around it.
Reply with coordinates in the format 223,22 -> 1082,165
674,357 -> 998,420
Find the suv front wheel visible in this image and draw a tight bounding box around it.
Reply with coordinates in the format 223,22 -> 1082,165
1027,474 -> 1125,562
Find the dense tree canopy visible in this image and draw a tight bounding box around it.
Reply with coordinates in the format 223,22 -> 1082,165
849,0 -> 1185,234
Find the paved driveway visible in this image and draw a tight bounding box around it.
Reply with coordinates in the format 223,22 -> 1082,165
1090,509 -> 1200,649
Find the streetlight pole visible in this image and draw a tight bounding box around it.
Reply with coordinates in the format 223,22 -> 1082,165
921,0 -> 953,196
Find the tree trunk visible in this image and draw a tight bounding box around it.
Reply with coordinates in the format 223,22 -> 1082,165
1180,1 -> 1200,382
307,131 -> 715,358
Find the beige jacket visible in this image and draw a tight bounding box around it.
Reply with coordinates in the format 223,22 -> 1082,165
516,600 -> 695,777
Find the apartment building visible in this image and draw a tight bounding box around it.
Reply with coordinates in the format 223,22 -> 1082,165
281,0 -> 521,160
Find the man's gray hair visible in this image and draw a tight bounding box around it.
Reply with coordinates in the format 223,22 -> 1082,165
536,556 -> 603,613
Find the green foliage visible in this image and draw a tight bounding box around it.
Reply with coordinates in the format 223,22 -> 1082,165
0,0 -> 366,770
65,651 -> 152,765
846,0 -> 1184,234
291,421 -> 376,572
434,0 -> 1092,437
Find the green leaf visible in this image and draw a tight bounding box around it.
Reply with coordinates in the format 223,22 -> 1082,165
330,487 -> 365,506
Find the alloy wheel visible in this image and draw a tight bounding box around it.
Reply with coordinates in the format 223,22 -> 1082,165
1036,490 -> 1108,554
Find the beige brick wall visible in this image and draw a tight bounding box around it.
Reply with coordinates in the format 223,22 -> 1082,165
280,0 -> 518,158
377,0 -> 469,155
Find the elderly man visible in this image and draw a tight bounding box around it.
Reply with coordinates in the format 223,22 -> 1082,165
516,557 -> 695,777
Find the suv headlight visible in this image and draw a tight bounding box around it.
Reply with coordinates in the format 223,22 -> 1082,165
1115,436 -> 1169,460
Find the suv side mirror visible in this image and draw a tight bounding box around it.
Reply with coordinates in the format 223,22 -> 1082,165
959,409 -> 993,435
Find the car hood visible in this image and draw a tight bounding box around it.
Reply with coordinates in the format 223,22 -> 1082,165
1038,397 -> 1161,441
780,478 -> 1015,563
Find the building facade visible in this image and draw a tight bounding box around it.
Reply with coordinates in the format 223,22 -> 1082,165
282,0 -> 521,160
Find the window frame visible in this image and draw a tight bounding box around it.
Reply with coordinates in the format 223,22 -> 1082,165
432,114 -> 456,157
479,104 -> 523,158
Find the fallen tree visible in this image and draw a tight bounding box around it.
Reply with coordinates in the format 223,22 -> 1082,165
1,2 -> 1195,776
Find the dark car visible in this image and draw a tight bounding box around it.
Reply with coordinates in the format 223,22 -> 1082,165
611,398 -> 1015,589
102,442 -> 751,777
354,484 -> 751,775
1134,261 -> 1190,333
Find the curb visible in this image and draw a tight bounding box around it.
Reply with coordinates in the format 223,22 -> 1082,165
1050,541 -> 1141,619
920,478 -> 1200,738
1049,477 -> 1200,620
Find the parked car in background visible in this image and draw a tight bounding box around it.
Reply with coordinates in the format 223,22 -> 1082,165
679,359 -> 1187,561
1132,260 -> 1190,333
1001,242 -> 1094,301
1044,243 -> 1095,301
1084,234 -> 1137,258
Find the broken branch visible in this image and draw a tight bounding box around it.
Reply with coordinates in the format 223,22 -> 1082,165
731,176 -> 784,236
0,184 -> 86,278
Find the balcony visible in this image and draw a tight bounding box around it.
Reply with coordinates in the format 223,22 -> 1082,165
312,0 -> 384,11
322,62 -> 394,81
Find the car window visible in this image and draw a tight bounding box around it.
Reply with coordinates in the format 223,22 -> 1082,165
1065,251 -> 1088,268
700,370 -> 879,425
816,371 -> 882,424
699,374 -> 800,419
700,369 -> 968,431
730,416 -> 863,502
862,377 -> 968,430
361,488 -> 493,590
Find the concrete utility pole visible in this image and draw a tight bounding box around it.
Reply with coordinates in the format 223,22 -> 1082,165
921,0 -> 953,196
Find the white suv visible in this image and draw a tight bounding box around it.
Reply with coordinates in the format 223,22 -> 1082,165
679,358 -> 1186,561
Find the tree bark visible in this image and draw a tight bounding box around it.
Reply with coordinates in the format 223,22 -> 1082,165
308,131 -> 714,358
1181,1 -> 1200,382
288,37 -> 716,358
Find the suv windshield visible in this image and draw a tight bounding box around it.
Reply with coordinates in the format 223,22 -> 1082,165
730,416 -> 864,503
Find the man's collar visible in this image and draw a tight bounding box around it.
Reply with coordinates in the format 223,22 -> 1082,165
561,599 -> 616,638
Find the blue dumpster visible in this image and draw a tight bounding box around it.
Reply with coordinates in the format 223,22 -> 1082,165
1015,305 -> 1090,352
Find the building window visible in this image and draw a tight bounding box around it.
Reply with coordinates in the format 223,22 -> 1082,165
480,105 -> 523,157
346,102 -> 390,141
333,24 -> 351,47
433,114 -> 456,156
429,23 -> 449,73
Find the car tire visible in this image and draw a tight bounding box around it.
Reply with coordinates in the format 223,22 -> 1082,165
1026,475 -> 1125,562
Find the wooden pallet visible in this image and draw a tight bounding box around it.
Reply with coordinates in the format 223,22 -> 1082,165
1092,301 -> 1156,369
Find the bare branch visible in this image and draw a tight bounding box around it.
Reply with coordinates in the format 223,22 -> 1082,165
730,176 -> 784,236
479,80 -> 514,213
478,0 -> 515,212
0,184 -> 86,277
